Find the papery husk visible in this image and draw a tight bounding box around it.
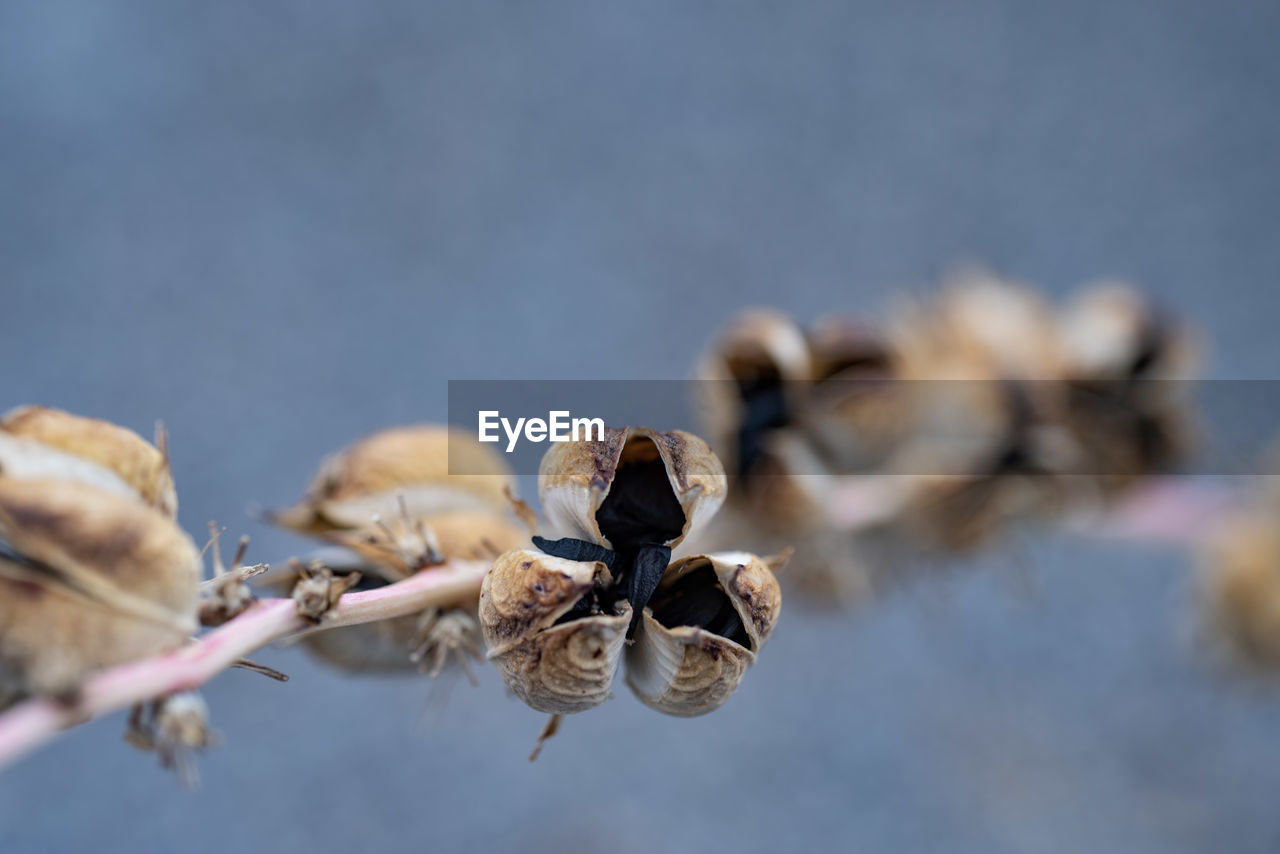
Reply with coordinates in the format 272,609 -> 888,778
0,405 -> 177,517
1202,508 -> 1280,668
269,425 -> 515,535
0,478 -> 199,701
480,548 -> 631,714
694,309 -> 813,477
1058,282 -> 1198,494
625,551 -> 782,717
538,426 -> 727,549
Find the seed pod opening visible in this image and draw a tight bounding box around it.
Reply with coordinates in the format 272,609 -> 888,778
625,551 -> 782,717
694,309 -> 813,480
0,405 -> 177,517
538,426 -> 727,552
480,548 -> 631,714
538,426 -> 727,631
0,478 -> 199,702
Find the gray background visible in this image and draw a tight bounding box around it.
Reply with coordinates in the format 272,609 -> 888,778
2,2 -> 1280,852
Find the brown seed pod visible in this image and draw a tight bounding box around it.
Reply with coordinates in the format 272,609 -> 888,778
0,478 -> 200,702
891,273 -> 1065,381
882,277 -> 1082,549
1059,282 -> 1197,383
625,551 -> 783,717
1058,283 -> 1198,493
1201,509 -> 1280,668
799,315 -> 904,473
694,309 -> 813,479
538,426 -> 727,550
269,425 -> 515,536
480,548 -> 631,714
0,405 -> 177,517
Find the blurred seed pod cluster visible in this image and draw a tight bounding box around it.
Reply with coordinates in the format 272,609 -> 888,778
268,425 -> 526,678
480,426 -> 784,717
0,406 -> 200,706
692,272 -> 1198,601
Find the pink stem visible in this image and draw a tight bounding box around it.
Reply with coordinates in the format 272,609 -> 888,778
1068,477 -> 1242,546
0,558 -> 490,771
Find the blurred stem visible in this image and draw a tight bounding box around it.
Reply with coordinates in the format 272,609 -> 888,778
0,558 -> 490,772
826,474 -> 1242,547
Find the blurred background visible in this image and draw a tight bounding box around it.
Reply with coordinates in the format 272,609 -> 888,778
3,1 -> 1280,852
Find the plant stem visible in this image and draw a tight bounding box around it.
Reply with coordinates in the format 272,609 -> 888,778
0,558 -> 490,771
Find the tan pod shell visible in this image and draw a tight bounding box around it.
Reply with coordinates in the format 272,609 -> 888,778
480,548 -> 631,714
538,426 -> 726,549
0,478 -> 199,701
626,551 -> 781,717
0,405 -> 177,517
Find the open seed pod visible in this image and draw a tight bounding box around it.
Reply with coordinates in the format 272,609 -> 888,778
799,315 -> 904,472
891,273 -> 1065,382
538,426 -> 726,551
0,477 -> 200,702
276,510 -> 527,675
1058,283 -> 1198,493
0,405 -> 177,517
694,309 -> 813,479
269,425 -> 515,536
626,551 -> 783,717
480,548 -> 631,714
883,278 -> 1082,549
1059,283 -> 1197,383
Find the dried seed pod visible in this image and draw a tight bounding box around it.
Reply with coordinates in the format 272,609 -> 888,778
538,426 -> 727,627
269,425 -> 515,535
480,548 -> 631,714
1058,283 -> 1198,492
799,315 -> 904,472
1059,282 -> 1196,383
694,309 -> 813,479
1201,509 -> 1280,667
892,273 -> 1065,381
538,426 -> 727,551
625,551 -> 782,717
883,278 -> 1081,549
0,478 -> 200,702
0,405 -> 177,516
